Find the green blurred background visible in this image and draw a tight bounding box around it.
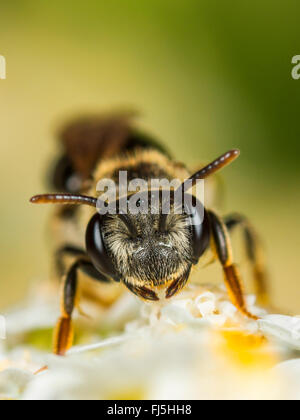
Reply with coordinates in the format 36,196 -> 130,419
0,1 -> 299,312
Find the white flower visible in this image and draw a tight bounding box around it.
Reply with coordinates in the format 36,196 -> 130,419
1,283 -> 300,400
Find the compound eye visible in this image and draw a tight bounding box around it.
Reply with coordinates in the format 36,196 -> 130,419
184,194 -> 210,264
86,214 -> 118,281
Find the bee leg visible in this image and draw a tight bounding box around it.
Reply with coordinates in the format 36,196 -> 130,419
224,213 -> 269,306
54,258 -> 109,356
54,259 -> 80,356
208,211 -> 258,320
55,245 -> 86,276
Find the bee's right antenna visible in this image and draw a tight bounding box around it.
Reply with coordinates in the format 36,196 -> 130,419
30,193 -> 97,208
178,149 -> 240,194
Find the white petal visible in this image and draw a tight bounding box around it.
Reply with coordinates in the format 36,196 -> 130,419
259,315 -> 300,350
195,292 -> 216,317
5,302 -> 58,336
273,359 -> 300,400
0,368 -> 32,400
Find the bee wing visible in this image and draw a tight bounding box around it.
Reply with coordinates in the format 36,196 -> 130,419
59,110 -> 138,179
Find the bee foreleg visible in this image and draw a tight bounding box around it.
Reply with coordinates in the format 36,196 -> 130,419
54,258 -> 108,356
55,245 -> 86,276
224,213 -> 269,306
208,210 -> 258,320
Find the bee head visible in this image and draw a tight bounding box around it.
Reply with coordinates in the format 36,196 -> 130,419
86,191 -> 210,301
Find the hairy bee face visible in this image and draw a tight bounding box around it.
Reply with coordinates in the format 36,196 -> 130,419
101,210 -> 194,301
85,191 -> 210,302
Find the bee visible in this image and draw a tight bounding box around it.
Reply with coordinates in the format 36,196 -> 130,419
30,111 -> 268,355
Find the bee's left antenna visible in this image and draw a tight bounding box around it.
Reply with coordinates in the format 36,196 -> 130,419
178,149 -> 240,194
30,193 -> 97,208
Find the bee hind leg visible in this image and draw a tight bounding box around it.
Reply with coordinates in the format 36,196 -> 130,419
208,210 -> 258,320
224,213 -> 269,306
